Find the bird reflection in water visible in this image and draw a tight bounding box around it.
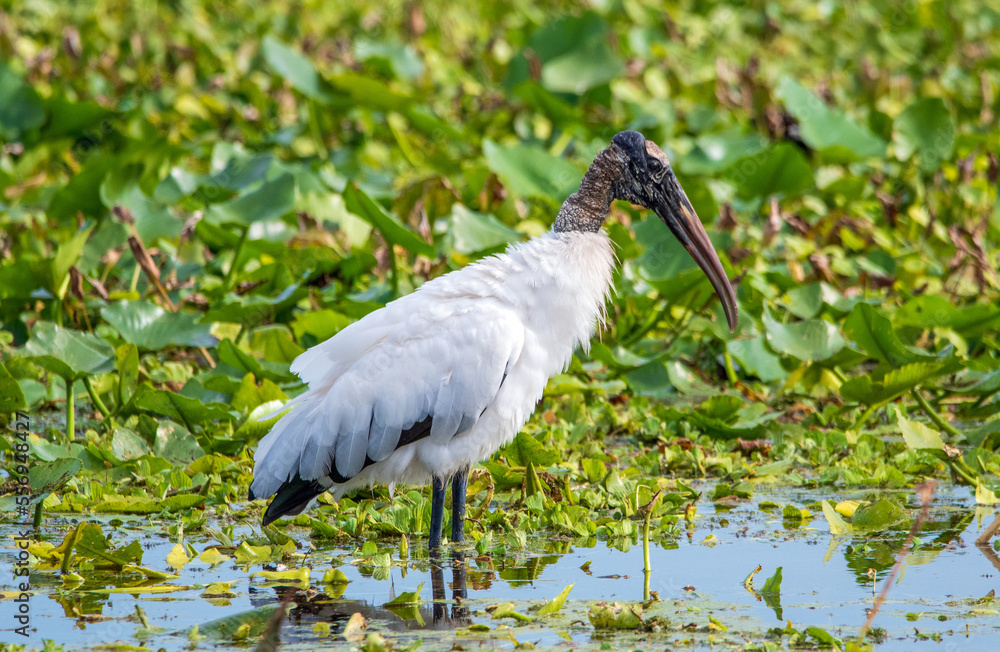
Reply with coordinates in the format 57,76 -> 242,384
249,551 -> 472,638
430,550 -> 470,627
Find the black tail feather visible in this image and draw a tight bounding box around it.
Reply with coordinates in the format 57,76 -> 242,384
261,475 -> 325,527
253,413 -> 440,525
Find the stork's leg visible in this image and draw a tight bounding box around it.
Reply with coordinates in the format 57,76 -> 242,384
451,468 -> 468,544
429,475 -> 446,549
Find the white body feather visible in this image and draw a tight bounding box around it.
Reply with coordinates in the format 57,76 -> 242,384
250,230 -> 615,503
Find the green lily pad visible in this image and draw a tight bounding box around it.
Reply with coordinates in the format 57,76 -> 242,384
762,307 -> 845,362
482,138 -> 582,201
25,322 -> 115,380
0,361 -> 27,413
727,143 -> 814,200
124,384 -> 234,428
204,173 -> 296,227
775,76 -> 885,161
898,414 -> 945,451
29,457 -> 82,494
852,499 -> 906,532
343,182 -> 434,257
102,301 -> 217,350
446,204 -> 520,254
843,303 -> 930,367
0,61 -> 45,136
261,36 -> 328,101
893,97 -> 955,172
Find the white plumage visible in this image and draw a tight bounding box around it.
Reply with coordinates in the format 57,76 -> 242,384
250,130 -> 737,546
250,230 -> 614,502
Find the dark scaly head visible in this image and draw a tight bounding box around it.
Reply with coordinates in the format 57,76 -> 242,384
555,130 -> 738,332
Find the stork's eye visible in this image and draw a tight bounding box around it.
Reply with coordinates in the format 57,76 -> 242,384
647,158 -> 664,174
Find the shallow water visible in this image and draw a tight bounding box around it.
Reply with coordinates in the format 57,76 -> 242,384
4,483 -> 999,649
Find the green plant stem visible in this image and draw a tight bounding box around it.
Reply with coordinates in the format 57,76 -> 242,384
308,100 -> 328,159
33,502 -> 43,529
388,243 -> 399,293
83,377 -> 111,418
65,377 -> 75,440
852,403 -> 879,431
129,264 -> 141,292
643,506 -> 653,601
972,386 -> 1000,409
723,351 -> 738,385
948,459 -> 979,486
910,389 -> 961,438
61,525 -> 80,574
224,226 -> 249,291
136,605 -> 151,629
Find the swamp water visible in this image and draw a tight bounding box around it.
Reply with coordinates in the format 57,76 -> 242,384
3,484 -> 999,650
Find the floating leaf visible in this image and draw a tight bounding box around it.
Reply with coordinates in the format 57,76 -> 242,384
760,566 -> 783,620
166,543 -> 190,569
198,606 -> 281,641
851,499 -> 906,532
822,501 -> 852,535
535,583 -> 574,616
234,542 -> 272,565
384,583 -> 423,607
322,569 -> 349,585
975,483 -> 999,506
198,548 -> 230,566
588,602 -> 643,629
254,567 -> 310,585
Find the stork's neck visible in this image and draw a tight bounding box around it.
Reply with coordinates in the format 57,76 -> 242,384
553,146 -> 622,233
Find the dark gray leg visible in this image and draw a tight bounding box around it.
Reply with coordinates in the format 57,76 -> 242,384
429,475 -> 446,549
451,469 -> 468,544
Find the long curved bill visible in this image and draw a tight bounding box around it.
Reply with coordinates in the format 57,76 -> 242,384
653,170 -> 738,332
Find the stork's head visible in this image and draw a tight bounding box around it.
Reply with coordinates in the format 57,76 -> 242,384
609,130 -> 738,333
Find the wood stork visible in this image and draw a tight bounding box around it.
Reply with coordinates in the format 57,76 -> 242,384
249,130 -> 738,548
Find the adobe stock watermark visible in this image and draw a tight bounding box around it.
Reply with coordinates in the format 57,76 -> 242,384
8,410 -> 34,638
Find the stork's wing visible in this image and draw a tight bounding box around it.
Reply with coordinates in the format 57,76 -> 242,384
250,294 -> 525,509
